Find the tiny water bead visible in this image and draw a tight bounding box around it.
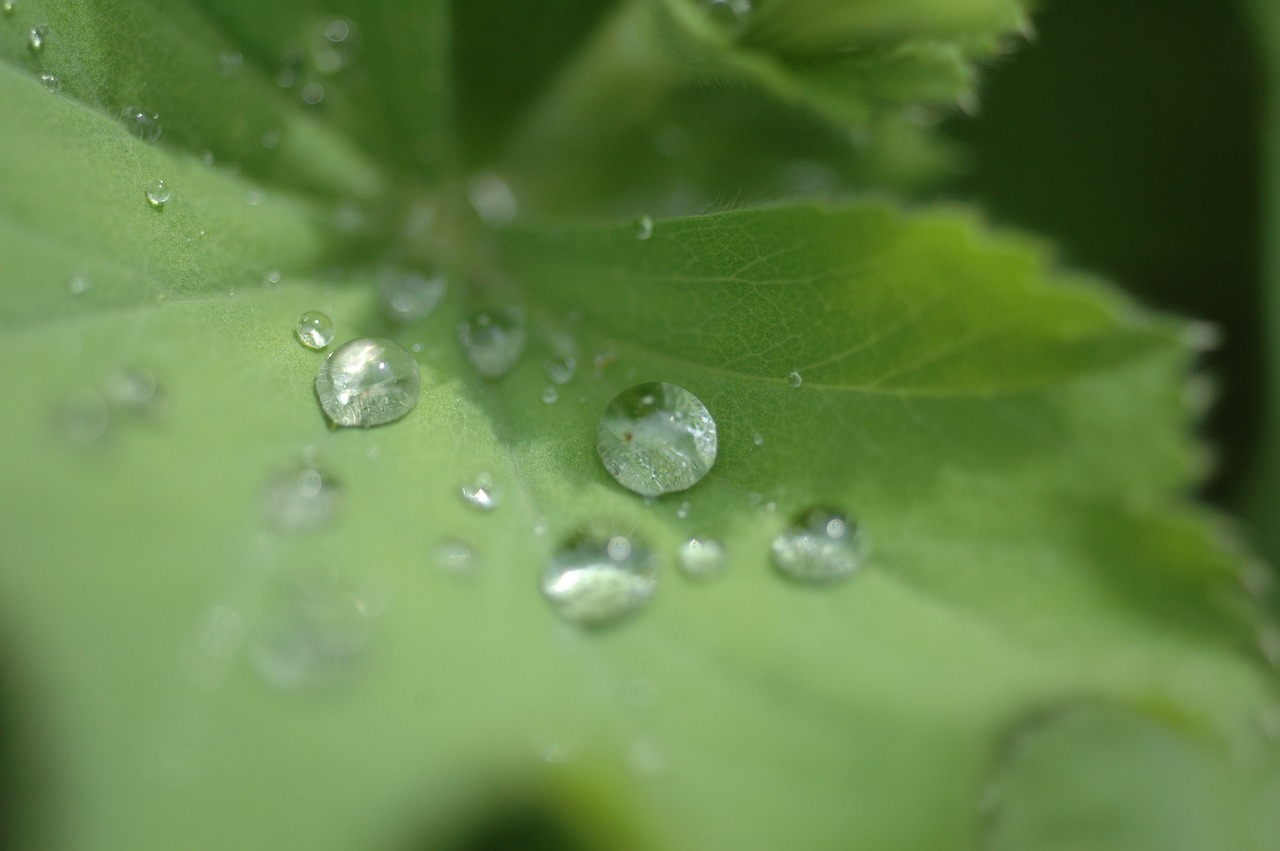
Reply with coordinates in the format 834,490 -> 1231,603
545,355 -> 577,385
119,106 -> 162,142
315,337 -> 421,427
633,214 -> 654,240
39,72 -> 59,93
788,370 -> 803,388
457,307 -> 526,379
542,533 -> 657,627
435,539 -> 477,576
541,385 -> 559,405
677,537 -> 727,580
27,25 -> 45,52
379,267 -> 446,324
597,382 -> 717,497
67,271 -> 90,295
145,179 -> 171,209
295,311 -> 335,350
770,507 -> 865,583
459,472 -> 499,511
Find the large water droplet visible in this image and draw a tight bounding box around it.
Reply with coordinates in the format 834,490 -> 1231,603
542,532 -> 657,627
457,307 -> 525,378
770,507 -> 864,583
145,179 -> 171,209
119,106 -> 162,142
597,382 -> 717,497
315,337 -> 420,427
460,472 -> 500,511
262,465 -> 341,531
295,311 -> 335,350
676,536 -> 726,580
633,214 -> 654,240
379,267 -> 446,324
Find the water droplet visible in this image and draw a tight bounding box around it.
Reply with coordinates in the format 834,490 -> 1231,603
633,214 -> 654,240
217,51 -> 243,77
249,569 -> 370,690
119,106 -> 162,142
752,432 -> 764,446
532,517 -> 550,537
315,338 -> 420,428
460,472 -> 500,511
39,72 -> 60,93
677,536 -> 727,580
379,267 -> 446,324
545,356 -> 577,385
592,347 -> 619,373
435,539 -> 477,576
466,171 -> 517,226
301,81 -> 325,105
60,390 -> 109,444
771,507 -> 865,583
541,386 -> 559,404
676,501 -> 691,520
68,271 -> 90,296
597,382 -> 717,497
262,465 -> 341,531
245,189 -> 264,206
1,2 -> 16,16
105,367 -> 159,410
702,0 -> 752,35
145,179 -> 171,209
788,370 -> 802,388
311,17 -> 359,74
27,25 -> 45,52
542,532 -> 657,627
457,307 -> 526,378
295,311 -> 335,350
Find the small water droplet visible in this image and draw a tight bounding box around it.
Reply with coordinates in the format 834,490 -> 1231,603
39,72 -> 60,93
263,465 -> 341,531
245,189 -> 264,206
541,385 -> 559,404
788,370 -> 802,388
545,355 -> 577,385
592,346 -> 619,373
1,2 -> 16,16
217,51 -> 243,77
460,472 -> 500,511
249,568 -> 370,690
301,81 -> 325,105
60,390 -> 109,444
771,507 -> 865,583
27,25 -> 45,52
457,307 -> 526,378
119,106 -> 162,142
466,171 -> 517,226
105,367 -> 159,410
295,311 -> 335,350
633,214 -> 654,240
435,539 -> 477,576
597,382 -> 717,497
542,532 -> 657,627
145,179 -> 171,209
752,432 -> 764,446
702,0 -> 752,35
532,517 -> 550,537
311,17 -> 359,74
68,271 -> 90,296
676,501 -> 691,520
676,536 -> 727,580
379,267 -> 446,324
315,338 -> 421,428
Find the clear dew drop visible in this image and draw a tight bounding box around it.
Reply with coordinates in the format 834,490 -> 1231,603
379,266 -> 446,324
459,472 -> 500,511
788,370 -> 803,388
262,465 -> 341,532
39,72 -> 60,93
677,536 -> 727,580
145,179 -> 171,209
633,214 -> 654,240
27,25 -> 45,52
702,0 -> 752,35
295,311 -> 335,350
435,539 -> 477,576
119,106 -> 162,142
542,532 -> 657,627
315,337 -> 421,427
770,506 -> 865,583
545,355 -> 577,385
676,500 -> 691,520
457,307 -> 526,379
597,382 -> 717,497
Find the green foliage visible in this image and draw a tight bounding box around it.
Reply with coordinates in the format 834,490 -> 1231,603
0,0 -> 1276,849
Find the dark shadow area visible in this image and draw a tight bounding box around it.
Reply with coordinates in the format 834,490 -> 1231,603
943,0 -> 1264,505
0,641 -> 52,851
437,803 -> 602,851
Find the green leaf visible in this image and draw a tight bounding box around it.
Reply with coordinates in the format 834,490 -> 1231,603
0,1 -> 1276,849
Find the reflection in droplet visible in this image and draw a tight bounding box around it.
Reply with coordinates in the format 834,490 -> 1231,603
677,536 -> 727,580
315,337 -> 421,427
771,506 -> 865,583
295,311 -> 335,350
457,307 -> 526,379
597,382 -> 717,497
379,267 -> 446,324
262,465 -> 341,532
542,532 -> 657,627
460,472 -> 500,511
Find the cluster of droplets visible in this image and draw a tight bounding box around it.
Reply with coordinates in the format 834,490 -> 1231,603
273,17 -> 361,108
